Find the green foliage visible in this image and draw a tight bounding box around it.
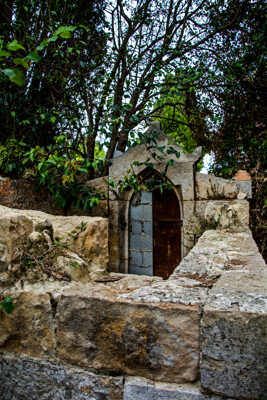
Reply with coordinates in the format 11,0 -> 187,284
0,0 -> 107,151
0,139 -> 28,177
22,134 -> 104,210
152,74 -> 199,153
206,0 -> 267,260
1,297 -> 15,314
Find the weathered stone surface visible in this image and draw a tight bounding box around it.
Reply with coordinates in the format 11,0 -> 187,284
0,291 -> 55,357
0,205 -> 109,281
178,199 -> 250,259
42,215 -> 109,275
123,377 -> 227,400
235,179 -> 252,198
56,285 -> 201,384
119,279 -> 208,305
201,270 -> 267,400
0,177 -> 64,214
0,207 -> 33,271
55,251 -> 89,282
171,230 -> 265,282
0,353 -> 123,400
109,135 -> 201,179
104,273 -> 162,292
204,200 -> 249,231
196,173 -> 239,200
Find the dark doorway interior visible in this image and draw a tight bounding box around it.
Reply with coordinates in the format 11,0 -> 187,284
153,188 -> 182,279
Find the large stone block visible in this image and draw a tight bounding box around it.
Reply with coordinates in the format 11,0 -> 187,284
0,205 -> 109,281
201,270 -> 267,400
0,291 -> 55,358
120,279 -> 208,306
171,230 -> 265,283
56,285 -> 201,384
204,200 -> 249,231
123,377 -> 227,400
0,208 -> 33,271
0,353 -> 123,400
196,173 -> 239,200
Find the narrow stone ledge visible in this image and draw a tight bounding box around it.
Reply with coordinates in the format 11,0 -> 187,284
171,229 -> 266,283
0,353 -> 124,400
123,376 -> 233,400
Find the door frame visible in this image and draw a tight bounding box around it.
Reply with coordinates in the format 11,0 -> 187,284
124,176 -> 184,275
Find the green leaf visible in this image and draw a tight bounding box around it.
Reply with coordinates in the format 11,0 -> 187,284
0,50 -> 11,57
36,39 -> 48,51
55,26 -> 76,39
27,51 -> 41,62
2,68 -> 25,86
1,297 -> 14,314
7,40 -> 25,52
14,57 -> 29,69
78,167 -> 89,173
59,31 -> 72,39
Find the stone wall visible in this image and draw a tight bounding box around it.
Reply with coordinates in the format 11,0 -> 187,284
0,214 -> 266,399
0,205 -> 109,286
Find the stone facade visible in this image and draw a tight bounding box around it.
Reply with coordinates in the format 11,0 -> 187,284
107,136 -> 252,275
1,134 -> 265,400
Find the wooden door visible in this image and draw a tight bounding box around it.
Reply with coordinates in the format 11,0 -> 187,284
153,188 -> 181,279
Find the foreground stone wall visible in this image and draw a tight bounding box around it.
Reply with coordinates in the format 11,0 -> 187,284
0,223 -> 266,399
0,205 -> 109,286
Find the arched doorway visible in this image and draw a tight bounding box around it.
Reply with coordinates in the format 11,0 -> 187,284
128,188 -> 181,279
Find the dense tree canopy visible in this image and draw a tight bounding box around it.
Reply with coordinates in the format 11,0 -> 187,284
0,0 -> 107,148
206,0 -> 267,258
0,0 -> 266,255
1,0 -> 251,162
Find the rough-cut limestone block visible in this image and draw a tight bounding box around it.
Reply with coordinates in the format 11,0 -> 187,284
0,205 -> 109,278
0,353 -> 123,400
56,285 -> 201,384
0,208 -> 33,270
123,377 -> 230,400
119,279 -> 208,305
105,273 -> 162,292
0,291 -> 55,357
171,230 -> 266,282
182,200 -> 250,257
201,270 -> 267,400
196,173 -> 239,200
55,250 -> 89,282
204,200 -> 249,231
235,179 -> 252,198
